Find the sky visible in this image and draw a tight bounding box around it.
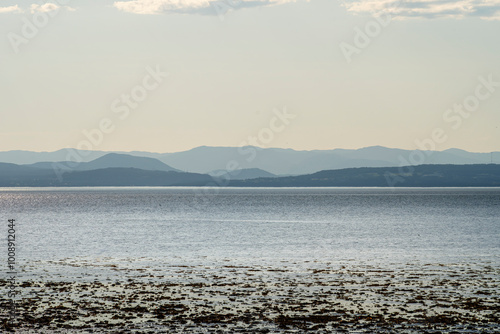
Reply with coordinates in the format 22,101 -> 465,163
1,0 -> 499,153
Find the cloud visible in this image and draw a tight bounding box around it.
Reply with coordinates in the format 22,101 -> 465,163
113,0 -> 300,15
341,0 -> 500,20
0,5 -> 23,14
30,3 -> 61,13
29,3 -> 77,14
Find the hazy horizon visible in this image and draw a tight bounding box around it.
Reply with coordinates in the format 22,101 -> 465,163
2,144 -> 500,155
2,0 -> 499,153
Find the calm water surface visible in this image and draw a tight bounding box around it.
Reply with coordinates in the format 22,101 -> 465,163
1,187 -> 499,278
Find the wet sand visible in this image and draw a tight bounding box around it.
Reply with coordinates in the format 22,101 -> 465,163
1,260 -> 499,333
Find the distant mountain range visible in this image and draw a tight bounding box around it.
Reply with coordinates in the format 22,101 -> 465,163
228,164 -> 500,187
0,154 -> 212,187
28,153 -> 180,173
0,153 -> 273,186
0,150 -> 499,187
1,146 -> 499,175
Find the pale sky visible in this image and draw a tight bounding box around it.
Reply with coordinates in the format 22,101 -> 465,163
1,0 -> 499,153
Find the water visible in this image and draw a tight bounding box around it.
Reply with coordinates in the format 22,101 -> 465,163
1,187 -> 498,276
1,187 -> 499,332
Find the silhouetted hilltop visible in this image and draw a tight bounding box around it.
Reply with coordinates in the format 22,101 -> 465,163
0,162 -> 498,187
1,146 -> 499,175
0,163 -> 54,185
0,154 -> 206,186
228,164 -> 500,187
209,168 -> 276,180
28,153 -> 179,173
60,168 -> 212,186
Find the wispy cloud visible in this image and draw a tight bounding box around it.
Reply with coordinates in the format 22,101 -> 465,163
113,0 -> 300,15
0,5 -> 23,14
30,3 -> 60,13
341,0 -> 500,20
30,3 -> 76,14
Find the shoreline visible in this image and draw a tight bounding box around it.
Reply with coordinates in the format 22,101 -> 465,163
1,260 -> 498,333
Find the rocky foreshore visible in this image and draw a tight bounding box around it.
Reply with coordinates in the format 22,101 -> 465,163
1,260 -> 499,333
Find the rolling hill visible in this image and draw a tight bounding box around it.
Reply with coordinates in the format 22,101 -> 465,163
208,168 -> 276,180
2,146 -> 498,176
27,153 -> 180,173
1,158 -> 499,187
59,168 -> 213,187
0,154 -> 207,187
228,164 -> 500,187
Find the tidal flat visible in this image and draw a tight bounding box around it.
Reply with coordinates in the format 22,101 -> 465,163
1,258 -> 499,333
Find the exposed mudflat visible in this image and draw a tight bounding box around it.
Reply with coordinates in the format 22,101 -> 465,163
1,259 -> 499,333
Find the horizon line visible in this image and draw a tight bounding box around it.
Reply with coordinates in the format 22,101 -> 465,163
1,145 -> 500,155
